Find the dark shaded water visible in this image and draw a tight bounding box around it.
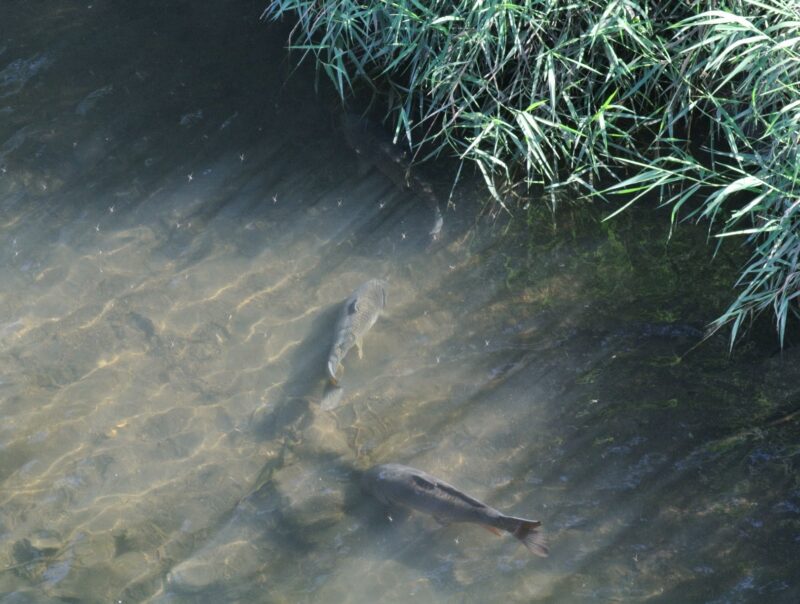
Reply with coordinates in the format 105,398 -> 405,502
1,2 -> 800,603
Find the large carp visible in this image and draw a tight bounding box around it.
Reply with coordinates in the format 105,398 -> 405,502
327,279 -> 387,384
362,463 -> 548,557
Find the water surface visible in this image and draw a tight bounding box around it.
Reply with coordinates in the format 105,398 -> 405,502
2,2 -> 800,603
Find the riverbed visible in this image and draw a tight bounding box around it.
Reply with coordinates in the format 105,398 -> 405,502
1,2 -> 799,603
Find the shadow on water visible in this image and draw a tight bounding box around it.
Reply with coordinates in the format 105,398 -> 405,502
248,301 -> 341,441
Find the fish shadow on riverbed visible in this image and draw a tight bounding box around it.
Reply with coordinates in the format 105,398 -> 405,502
332,466 -> 494,590
230,451 -> 470,596
253,454 -> 469,592
249,302 -> 343,440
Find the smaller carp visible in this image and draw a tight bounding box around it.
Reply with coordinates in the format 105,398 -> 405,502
362,463 -> 548,557
327,279 -> 387,383
428,203 -> 444,241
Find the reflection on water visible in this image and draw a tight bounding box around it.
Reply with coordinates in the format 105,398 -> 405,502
2,2 -> 800,603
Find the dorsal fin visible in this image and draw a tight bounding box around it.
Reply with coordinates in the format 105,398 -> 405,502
435,482 -> 488,509
412,475 -> 436,490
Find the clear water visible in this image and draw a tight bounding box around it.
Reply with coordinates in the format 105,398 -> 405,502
2,2 -> 799,603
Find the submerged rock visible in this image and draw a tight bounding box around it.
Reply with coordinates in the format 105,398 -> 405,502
11,535 -> 60,563
75,84 -> 113,116
297,407 -> 352,459
0,53 -> 52,98
166,539 -> 262,594
0,590 -> 68,604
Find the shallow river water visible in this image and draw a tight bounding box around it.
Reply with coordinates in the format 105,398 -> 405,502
2,2 -> 800,603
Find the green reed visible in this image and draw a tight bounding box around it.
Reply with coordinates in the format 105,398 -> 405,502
263,0 -> 800,346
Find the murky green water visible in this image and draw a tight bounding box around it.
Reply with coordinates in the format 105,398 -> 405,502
2,2 -> 800,603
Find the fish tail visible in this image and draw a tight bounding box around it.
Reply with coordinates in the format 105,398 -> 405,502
500,516 -> 548,557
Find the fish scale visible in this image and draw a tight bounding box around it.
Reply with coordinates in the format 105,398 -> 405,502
327,279 -> 387,383
362,463 -> 549,557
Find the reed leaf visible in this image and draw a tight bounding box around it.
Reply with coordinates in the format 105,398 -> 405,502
265,0 -> 800,346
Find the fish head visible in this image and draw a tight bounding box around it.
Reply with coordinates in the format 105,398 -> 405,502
361,464 -> 409,505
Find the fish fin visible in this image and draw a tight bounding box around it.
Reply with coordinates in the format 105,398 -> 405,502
411,476 -> 436,491
320,385 -> 344,411
433,515 -> 450,527
482,525 -> 503,536
347,298 -> 359,315
511,519 -> 548,557
327,360 -> 339,384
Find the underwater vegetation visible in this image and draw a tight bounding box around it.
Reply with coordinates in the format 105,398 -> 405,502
263,0 -> 800,347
